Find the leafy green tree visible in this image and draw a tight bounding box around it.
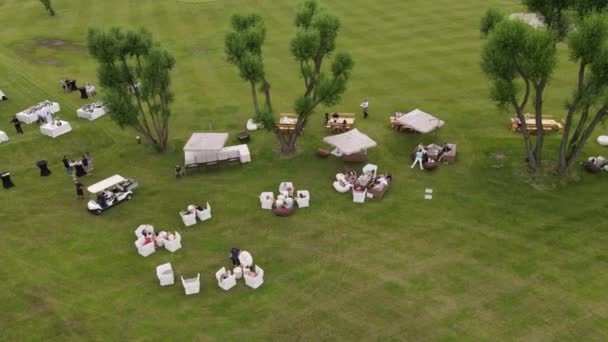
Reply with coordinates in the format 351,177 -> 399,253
574,0 -> 608,16
523,0 -> 573,41
480,8 -> 505,37
481,20 -> 557,172
225,14 -> 272,116
87,27 -> 175,152
559,14 -> 608,175
227,0 -> 354,155
39,0 -> 55,16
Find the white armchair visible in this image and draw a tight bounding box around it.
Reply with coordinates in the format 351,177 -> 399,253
196,203 -> 212,221
134,224 -> 154,239
180,210 -> 197,227
296,190 -> 310,208
181,273 -> 201,295
333,181 -> 351,193
215,267 -> 237,291
164,232 -> 182,253
362,164 -> 378,178
134,237 -> 155,257
156,263 -> 174,286
353,189 -> 367,203
279,182 -> 294,197
260,192 -> 274,210
244,265 -> 265,289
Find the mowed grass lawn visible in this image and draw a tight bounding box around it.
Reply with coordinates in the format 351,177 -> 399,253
1,0 -> 607,340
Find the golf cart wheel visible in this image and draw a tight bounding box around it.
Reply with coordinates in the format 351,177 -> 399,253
126,194 -> 133,200
93,209 -> 102,215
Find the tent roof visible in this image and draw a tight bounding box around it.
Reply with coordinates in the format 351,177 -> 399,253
396,109 -> 445,134
87,175 -> 127,193
183,133 -> 229,151
323,129 -> 377,155
509,13 -> 545,29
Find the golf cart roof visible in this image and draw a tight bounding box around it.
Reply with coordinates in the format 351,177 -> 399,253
87,175 -> 127,193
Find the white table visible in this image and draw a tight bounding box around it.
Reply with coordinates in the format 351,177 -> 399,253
233,267 -> 243,279
0,131 -> 8,143
40,120 -> 72,138
16,101 -> 60,124
77,103 -> 107,121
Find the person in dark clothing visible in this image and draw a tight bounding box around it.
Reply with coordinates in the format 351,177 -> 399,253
62,156 -> 73,176
324,112 -> 329,125
81,155 -> 90,175
75,181 -> 85,199
230,248 -> 241,266
10,116 -> 23,134
73,160 -> 87,177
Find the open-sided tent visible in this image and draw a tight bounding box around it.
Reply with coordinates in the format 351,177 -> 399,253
323,129 -> 377,156
396,109 -> 445,134
183,133 -> 229,165
509,13 -> 545,29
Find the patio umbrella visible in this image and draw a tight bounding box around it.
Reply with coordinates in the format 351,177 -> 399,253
238,251 -> 253,267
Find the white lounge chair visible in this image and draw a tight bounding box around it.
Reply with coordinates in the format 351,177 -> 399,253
180,211 -> 197,227
156,263 -> 174,286
134,224 -> 154,239
296,190 -> 310,208
353,189 -> 367,203
196,203 -> 212,221
164,232 -> 182,253
181,273 -> 201,295
244,265 -> 264,289
260,192 -> 274,210
134,237 -> 155,257
215,267 -> 237,291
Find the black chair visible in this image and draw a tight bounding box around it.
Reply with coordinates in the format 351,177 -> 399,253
1,172 -> 14,189
237,131 -> 250,143
78,87 -> 88,99
36,160 -> 52,176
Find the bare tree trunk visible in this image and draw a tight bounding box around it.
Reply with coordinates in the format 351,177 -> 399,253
532,84 -> 546,172
250,81 -> 260,115
40,0 -> 55,16
261,79 -> 272,112
562,106 -> 608,174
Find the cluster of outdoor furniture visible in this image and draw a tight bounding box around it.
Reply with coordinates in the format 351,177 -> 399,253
325,112 -> 355,133
584,156 -> 608,173
333,164 -> 392,202
217,249 -> 264,290
411,143 -> 457,171
155,263 -> 201,295
318,129 -> 377,163
260,182 -> 310,216
134,224 -> 182,257
77,102 -> 107,121
183,133 -> 251,170
179,203 -> 211,227
390,109 -> 445,133
509,114 -> 564,134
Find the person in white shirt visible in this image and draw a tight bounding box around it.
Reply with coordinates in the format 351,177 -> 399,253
360,99 -> 369,118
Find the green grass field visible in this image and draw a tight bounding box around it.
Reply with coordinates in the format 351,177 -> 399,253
1,0 -> 607,340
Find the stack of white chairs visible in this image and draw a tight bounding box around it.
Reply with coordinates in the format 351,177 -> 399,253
215,267 -> 237,291
181,273 -> 201,295
156,263 -> 174,286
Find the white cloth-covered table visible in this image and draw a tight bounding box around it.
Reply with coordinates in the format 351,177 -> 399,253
0,131 -> 8,143
77,102 -> 107,121
40,120 -> 72,138
16,101 -> 60,124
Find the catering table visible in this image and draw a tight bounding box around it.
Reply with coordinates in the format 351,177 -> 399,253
0,131 -> 8,143
16,101 -> 60,124
77,103 -> 107,121
40,120 -> 72,138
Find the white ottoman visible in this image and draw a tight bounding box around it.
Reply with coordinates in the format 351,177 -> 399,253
598,135 -> 608,146
233,267 -> 243,279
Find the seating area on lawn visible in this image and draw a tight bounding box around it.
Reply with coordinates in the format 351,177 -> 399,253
333,164 -> 392,203
260,181 -> 310,216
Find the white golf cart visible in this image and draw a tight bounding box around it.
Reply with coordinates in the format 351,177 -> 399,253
87,175 -> 138,215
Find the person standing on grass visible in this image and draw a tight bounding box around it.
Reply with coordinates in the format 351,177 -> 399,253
10,116 -> 23,134
85,152 -> 93,171
62,155 -> 73,176
411,150 -> 424,170
360,99 -> 369,119
81,154 -> 90,175
75,181 -> 85,200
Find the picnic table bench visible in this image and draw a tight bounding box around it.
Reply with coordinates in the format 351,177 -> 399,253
509,115 -> 564,134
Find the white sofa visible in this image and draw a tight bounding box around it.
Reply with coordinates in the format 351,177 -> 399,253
134,237 -> 155,257
260,192 -> 274,210
244,265 -> 264,289
296,190 -> 310,208
156,263 -> 174,286
180,211 -> 197,227
196,203 -> 212,221
215,267 -> 237,291
181,273 -> 201,295
164,232 -> 182,253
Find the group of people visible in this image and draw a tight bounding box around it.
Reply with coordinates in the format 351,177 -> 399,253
411,143 -> 453,170
62,152 -> 93,180
141,227 -> 177,247
324,112 -> 351,133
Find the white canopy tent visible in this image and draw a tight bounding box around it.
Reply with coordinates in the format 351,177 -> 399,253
323,129 -> 377,156
184,133 -> 229,165
396,109 -> 445,134
509,13 -> 546,29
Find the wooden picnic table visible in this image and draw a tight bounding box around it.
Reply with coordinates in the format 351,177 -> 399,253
509,115 -> 564,133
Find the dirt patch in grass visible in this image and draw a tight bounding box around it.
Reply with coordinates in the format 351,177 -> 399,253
15,37 -> 87,66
